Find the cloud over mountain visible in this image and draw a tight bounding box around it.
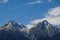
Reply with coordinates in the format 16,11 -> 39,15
29,6 -> 60,25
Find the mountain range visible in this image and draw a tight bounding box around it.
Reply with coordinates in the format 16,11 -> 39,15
0,20 -> 60,40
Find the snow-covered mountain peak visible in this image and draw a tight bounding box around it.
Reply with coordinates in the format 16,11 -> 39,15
0,20 -> 59,40
26,20 -> 48,29
26,20 -> 48,33
8,20 -> 18,26
42,20 -> 48,25
0,20 -> 26,31
26,20 -> 58,37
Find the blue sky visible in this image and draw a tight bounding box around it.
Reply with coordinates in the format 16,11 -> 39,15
0,0 -> 60,26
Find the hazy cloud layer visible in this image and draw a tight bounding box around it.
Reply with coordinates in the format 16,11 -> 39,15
27,0 -> 54,5
48,0 -> 52,2
27,0 -> 42,5
0,0 -> 8,3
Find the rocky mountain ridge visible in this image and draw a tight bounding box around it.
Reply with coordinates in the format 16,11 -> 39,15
0,20 -> 60,40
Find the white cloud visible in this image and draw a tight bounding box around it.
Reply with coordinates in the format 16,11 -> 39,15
46,6 -> 60,17
27,0 -> 55,5
27,6 -> 60,27
27,0 -> 42,5
48,0 -> 52,2
4,0 -> 8,3
0,0 -> 8,3
48,0 -> 55,3
34,17 -> 60,25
